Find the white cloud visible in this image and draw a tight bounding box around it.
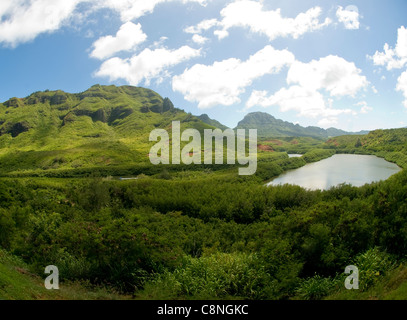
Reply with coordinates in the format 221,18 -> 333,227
90,22 -> 147,60
397,70 -> 407,108
246,55 -> 367,124
287,55 -> 369,97
318,117 -> 339,128
184,18 -> 219,34
98,0 -> 208,22
185,1 -> 331,41
372,86 -> 378,94
396,26 -> 407,58
0,0 -> 81,47
0,0 -> 209,47
172,45 -> 295,109
371,26 -> 407,109
247,86 -> 355,119
97,0 -> 165,22
0,0 -> 15,17
95,45 -> 201,85
357,101 -> 373,114
370,26 -> 407,70
192,34 -> 209,45
152,36 -> 169,48
336,5 -> 360,30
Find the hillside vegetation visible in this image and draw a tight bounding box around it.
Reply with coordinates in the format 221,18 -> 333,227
0,162 -> 406,300
325,128 -> 407,168
0,249 -> 129,300
236,112 -> 368,139
0,85 -> 215,175
1,86 -> 407,300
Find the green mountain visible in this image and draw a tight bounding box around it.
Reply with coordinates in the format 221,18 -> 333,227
0,86 -> 374,175
0,85 -> 215,174
236,112 -> 369,139
197,114 -> 229,130
325,128 -> 407,168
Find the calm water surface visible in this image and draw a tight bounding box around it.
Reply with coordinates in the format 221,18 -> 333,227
268,154 -> 402,190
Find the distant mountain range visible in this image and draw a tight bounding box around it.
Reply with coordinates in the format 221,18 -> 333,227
199,111 -> 369,139
0,85 -> 373,173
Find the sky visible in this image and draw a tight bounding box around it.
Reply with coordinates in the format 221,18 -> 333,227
0,0 -> 407,131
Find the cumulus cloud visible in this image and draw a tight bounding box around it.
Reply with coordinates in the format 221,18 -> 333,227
336,5 -> 360,30
172,45 -> 295,109
0,1 -> 15,17
246,55 -> 367,124
247,87 -> 325,117
287,55 -> 369,97
97,0 -> 208,22
370,26 -> 407,70
247,86 -> 355,118
90,22 -> 147,60
185,0 -> 331,41
192,34 -> 209,45
370,26 -> 407,108
184,18 -> 219,34
95,45 -> 201,85
397,70 -> 407,108
0,0 -> 81,47
0,0 -> 209,47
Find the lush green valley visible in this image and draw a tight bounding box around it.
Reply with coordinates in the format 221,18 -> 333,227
1,85 -> 407,300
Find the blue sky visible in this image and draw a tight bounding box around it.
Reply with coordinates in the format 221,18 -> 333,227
1,0 -> 406,131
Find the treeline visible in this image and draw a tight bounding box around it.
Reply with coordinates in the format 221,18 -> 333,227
302,149 -> 335,163
325,128 -> 407,168
2,163 -> 236,179
1,166 -> 406,299
256,149 -> 335,181
2,149 -> 336,183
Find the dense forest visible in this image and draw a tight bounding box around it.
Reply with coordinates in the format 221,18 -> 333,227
1,86 -> 407,300
1,130 -> 407,300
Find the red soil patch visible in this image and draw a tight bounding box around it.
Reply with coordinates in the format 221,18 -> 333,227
326,139 -> 339,147
258,144 -> 274,152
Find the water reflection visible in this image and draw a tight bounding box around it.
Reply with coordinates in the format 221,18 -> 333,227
268,154 -> 402,190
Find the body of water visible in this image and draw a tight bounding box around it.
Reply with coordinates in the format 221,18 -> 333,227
267,154 -> 402,190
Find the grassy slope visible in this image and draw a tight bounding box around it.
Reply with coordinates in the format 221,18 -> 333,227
326,264 -> 407,300
325,128 -> 407,168
0,85 -> 216,175
0,249 -> 129,300
4,244 -> 407,300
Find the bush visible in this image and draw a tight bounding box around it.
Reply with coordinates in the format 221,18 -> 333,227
295,275 -> 338,300
352,247 -> 397,291
143,252 -> 273,300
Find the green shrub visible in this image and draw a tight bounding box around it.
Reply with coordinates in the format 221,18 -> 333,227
295,275 -> 338,300
353,247 -> 397,291
144,252 -> 273,300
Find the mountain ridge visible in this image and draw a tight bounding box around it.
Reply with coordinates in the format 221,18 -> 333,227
1,86 -> 372,141
235,112 -> 370,139
0,85 -> 216,173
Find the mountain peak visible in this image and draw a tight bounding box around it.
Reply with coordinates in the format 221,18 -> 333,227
236,112 -> 368,138
197,114 -> 229,130
0,85 -> 217,173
